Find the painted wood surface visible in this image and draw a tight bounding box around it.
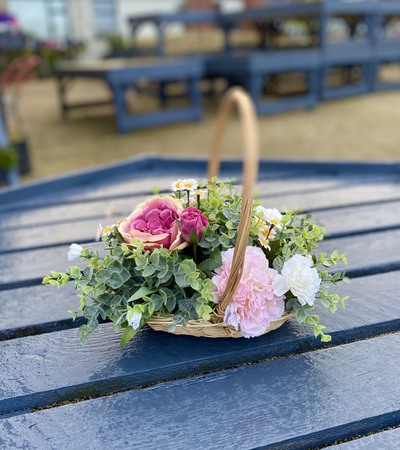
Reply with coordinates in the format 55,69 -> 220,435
2,196 -> 400,254
331,427 -> 400,449
0,174 -> 347,228
0,159 -> 399,448
0,284 -> 78,340
2,226 -> 400,289
1,271 -> 399,417
0,175 -> 341,233
1,334 -> 399,450
1,157 -> 398,209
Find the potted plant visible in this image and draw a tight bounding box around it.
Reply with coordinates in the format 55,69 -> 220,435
0,145 -> 20,186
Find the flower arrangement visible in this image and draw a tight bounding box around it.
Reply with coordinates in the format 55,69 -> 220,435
43,177 -> 348,346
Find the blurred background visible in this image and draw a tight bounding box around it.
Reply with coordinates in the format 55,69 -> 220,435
1,0 -> 400,186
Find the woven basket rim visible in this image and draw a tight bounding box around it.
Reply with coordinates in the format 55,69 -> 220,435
147,311 -> 294,338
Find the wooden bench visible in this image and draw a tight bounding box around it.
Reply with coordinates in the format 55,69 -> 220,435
370,2 -> 400,91
0,157 -> 400,448
205,50 -> 320,115
55,57 -> 204,134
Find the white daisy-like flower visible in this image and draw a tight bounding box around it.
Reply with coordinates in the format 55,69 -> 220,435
273,254 -> 321,307
255,206 -> 283,229
257,222 -> 276,250
96,223 -> 117,241
67,243 -> 83,261
127,310 -> 142,330
96,224 -> 103,241
259,237 -> 271,251
171,178 -> 198,192
181,178 -> 198,191
171,180 -> 183,192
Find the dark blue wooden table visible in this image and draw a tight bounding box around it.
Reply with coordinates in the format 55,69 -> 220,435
55,57 -> 203,134
0,157 -> 400,449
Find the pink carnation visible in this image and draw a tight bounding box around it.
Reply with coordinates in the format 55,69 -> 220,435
212,246 -> 285,338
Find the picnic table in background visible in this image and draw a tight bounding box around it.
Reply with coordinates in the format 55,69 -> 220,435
55,57 -> 203,134
0,156 -> 399,448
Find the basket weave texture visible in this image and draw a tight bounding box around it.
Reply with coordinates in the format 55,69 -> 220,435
147,87 -> 293,338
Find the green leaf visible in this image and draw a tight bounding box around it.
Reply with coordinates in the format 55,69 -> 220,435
142,264 -> 157,277
189,229 -> 199,245
166,296 -> 176,313
198,248 -> 222,273
150,294 -> 164,311
108,260 -> 123,273
96,269 -> 110,283
107,273 -> 124,289
69,267 -> 81,279
295,308 -> 308,323
120,326 -> 139,347
128,286 -> 156,302
321,334 -> 332,343
83,266 -> 93,279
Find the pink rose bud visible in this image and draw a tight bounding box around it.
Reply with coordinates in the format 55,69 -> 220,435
180,207 -> 209,243
118,196 -> 188,252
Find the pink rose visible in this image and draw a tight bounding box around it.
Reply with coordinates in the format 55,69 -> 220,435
118,196 -> 188,251
180,207 -> 209,242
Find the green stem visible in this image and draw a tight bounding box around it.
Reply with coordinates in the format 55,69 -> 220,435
193,244 -> 198,263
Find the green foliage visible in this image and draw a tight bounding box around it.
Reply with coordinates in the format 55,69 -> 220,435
0,146 -> 18,170
43,180 -> 348,346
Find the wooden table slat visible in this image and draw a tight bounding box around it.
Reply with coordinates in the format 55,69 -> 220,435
1,334 -> 399,450
2,227 -> 400,288
1,271 -> 399,416
0,175 -> 345,230
331,427 -> 400,449
2,198 -> 400,253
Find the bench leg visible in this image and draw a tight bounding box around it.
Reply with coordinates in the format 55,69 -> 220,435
58,76 -> 71,119
109,83 -> 128,134
188,78 -> 202,122
306,70 -> 319,110
109,76 -> 203,134
159,81 -> 168,107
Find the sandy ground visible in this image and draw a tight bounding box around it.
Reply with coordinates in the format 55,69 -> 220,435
12,77 -> 400,182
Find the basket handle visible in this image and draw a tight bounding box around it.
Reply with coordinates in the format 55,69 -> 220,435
207,87 -> 260,321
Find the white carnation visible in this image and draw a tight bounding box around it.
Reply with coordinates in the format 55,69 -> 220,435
255,206 -> 283,228
67,243 -> 83,261
273,254 -> 321,306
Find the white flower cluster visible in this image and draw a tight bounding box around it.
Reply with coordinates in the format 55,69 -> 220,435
171,178 -> 198,192
255,207 -> 283,250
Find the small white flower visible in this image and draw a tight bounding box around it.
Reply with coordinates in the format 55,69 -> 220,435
96,224 -> 103,242
259,237 -> 271,251
257,222 -> 277,250
67,243 -> 83,261
171,180 -> 183,192
255,206 -> 283,229
126,310 -> 142,330
96,223 -> 116,241
273,254 -> 321,306
171,178 -> 198,192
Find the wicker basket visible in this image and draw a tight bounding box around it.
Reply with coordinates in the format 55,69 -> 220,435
147,87 -> 294,338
